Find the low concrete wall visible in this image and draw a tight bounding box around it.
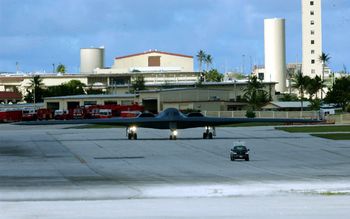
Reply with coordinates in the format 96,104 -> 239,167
203,111 -> 350,124
203,111 -> 320,119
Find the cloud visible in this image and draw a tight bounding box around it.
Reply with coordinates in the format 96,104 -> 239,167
0,0 -> 349,72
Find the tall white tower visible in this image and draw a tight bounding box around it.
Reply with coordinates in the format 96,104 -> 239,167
302,0 -> 322,77
264,18 -> 287,92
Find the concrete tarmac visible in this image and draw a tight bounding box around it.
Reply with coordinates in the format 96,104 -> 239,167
0,124 -> 349,218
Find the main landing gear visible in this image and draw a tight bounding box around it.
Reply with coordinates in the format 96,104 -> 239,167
203,126 -> 215,139
127,126 -> 137,140
169,130 -> 178,140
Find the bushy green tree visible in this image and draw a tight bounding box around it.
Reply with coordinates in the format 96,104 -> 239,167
325,76 -> 350,111
243,76 -> 268,110
44,80 -> 86,97
24,75 -> 45,103
306,75 -> 324,100
86,88 -> 105,95
278,93 -> 299,101
56,64 -> 66,73
131,76 -> 146,93
292,71 -> 310,112
204,69 -> 223,82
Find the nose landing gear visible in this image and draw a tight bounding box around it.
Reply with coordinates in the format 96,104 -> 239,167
203,126 -> 215,139
127,126 -> 138,140
170,130 -> 178,140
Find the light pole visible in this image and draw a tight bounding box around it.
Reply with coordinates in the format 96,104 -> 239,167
32,75 -> 36,109
242,54 -> 245,74
234,80 -> 237,102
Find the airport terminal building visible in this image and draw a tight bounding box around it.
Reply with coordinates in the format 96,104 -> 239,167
1,49 -> 276,112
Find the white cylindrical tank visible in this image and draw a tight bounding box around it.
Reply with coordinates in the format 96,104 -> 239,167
80,47 -> 104,74
264,18 -> 286,92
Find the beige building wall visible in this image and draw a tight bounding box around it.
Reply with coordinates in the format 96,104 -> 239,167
110,51 -> 194,73
302,0 -> 323,77
45,96 -> 137,110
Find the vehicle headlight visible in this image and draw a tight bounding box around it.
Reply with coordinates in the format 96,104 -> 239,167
173,130 -> 178,136
245,151 -> 249,154
130,126 -> 137,132
232,152 -> 237,155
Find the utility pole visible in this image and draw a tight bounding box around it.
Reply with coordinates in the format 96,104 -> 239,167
242,54 -> 245,74
52,64 -> 55,73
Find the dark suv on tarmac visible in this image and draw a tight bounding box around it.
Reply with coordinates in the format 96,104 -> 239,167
230,145 -> 250,161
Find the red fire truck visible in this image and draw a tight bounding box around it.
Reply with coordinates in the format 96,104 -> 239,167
0,109 -> 23,123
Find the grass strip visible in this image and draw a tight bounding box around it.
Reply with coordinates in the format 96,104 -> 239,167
311,133 -> 350,140
276,125 -> 350,133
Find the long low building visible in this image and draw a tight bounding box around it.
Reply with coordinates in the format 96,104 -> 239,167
44,94 -> 138,110
43,81 -> 276,113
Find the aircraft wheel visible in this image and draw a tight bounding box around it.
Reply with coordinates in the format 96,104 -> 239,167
133,133 -> 137,140
170,135 -> 173,140
128,133 -> 132,140
208,132 -> 213,139
203,133 -> 207,139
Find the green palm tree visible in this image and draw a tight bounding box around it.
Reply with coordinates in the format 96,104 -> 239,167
306,77 -> 318,100
28,75 -> 44,103
205,54 -> 213,71
292,71 -> 310,112
319,52 -> 331,100
56,63 -> 66,73
313,75 -> 324,99
243,76 -> 268,110
196,50 -> 206,72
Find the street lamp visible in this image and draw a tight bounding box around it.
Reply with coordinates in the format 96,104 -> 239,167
242,54 -> 246,74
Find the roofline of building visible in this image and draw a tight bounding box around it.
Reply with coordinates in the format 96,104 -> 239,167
115,51 -> 193,60
44,94 -> 138,100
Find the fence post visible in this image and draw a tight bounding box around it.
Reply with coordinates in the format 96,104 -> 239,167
341,114 -> 343,124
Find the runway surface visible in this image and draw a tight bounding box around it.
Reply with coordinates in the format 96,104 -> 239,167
0,124 -> 349,218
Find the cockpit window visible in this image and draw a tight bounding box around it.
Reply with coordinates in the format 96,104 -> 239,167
157,108 -> 184,118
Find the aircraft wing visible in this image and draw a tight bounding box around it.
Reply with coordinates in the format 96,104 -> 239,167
174,117 -> 320,129
15,117 -> 162,127
16,116 -> 320,129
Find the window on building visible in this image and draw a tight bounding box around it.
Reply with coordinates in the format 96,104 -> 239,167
258,73 -> 264,81
311,30 -> 315,35
311,69 -> 316,74
310,20 -> 315,25
310,11 -> 314,15
148,56 -> 161,67
310,1 -> 314,6
311,50 -> 315,54
311,60 -> 315,64
311,40 -> 315,44
84,101 -> 97,106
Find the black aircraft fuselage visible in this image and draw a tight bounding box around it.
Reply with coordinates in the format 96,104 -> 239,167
17,108 -> 321,140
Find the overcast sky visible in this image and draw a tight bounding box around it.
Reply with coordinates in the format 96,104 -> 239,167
0,0 -> 349,73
